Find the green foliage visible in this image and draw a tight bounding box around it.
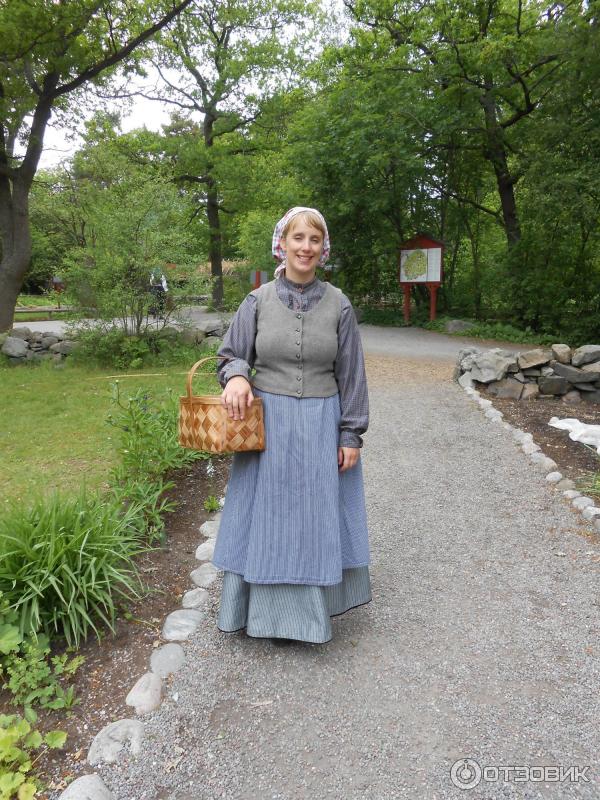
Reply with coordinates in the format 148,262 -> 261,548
1,637 -> 83,712
106,381 -> 208,545
0,592 -> 84,711
0,488 -> 149,648
60,126 -> 199,333
424,317 -> 557,346
67,325 -> 203,370
203,495 -> 221,513
0,707 -> 66,800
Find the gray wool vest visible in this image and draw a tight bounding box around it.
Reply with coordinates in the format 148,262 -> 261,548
249,279 -> 342,398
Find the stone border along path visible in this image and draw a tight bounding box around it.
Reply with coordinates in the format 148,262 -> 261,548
57,515 -> 222,799
459,384 -> 600,536
54,346 -> 600,800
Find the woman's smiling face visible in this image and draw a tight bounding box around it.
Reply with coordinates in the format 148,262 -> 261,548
282,217 -> 324,282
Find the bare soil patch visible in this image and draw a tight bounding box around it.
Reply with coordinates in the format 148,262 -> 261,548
478,388 -> 600,498
0,455 -> 231,798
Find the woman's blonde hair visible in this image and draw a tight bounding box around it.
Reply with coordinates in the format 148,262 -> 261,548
282,210 -> 326,240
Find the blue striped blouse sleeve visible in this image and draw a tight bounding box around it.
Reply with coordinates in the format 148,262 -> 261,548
335,295 -> 369,448
216,294 -> 257,388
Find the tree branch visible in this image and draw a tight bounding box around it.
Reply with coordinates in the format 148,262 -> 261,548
51,0 -> 195,100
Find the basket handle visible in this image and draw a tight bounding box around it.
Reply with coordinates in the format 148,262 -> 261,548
186,355 -> 234,401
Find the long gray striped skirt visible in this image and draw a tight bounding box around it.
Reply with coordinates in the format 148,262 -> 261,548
213,387 -> 371,644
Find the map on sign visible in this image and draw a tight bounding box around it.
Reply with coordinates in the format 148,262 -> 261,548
400,247 -> 442,282
402,249 -> 427,279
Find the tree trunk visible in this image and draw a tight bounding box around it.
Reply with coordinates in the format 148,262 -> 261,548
0,176 -> 33,333
0,88 -> 54,332
203,114 -> 223,310
480,91 -> 521,248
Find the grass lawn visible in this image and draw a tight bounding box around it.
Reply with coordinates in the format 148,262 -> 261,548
12,311 -> 74,322
0,356 -> 221,505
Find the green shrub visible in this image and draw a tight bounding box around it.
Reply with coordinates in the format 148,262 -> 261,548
0,591 -> 83,715
423,316 -> 558,345
0,708 -> 66,800
0,488 -> 150,648
67,325 -> 204,370
106,382 -> 209,544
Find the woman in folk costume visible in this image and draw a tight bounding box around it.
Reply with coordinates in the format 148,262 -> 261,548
212,207 -> 371,644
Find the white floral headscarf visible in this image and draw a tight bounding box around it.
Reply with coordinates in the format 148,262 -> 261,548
272,207 -> 330,279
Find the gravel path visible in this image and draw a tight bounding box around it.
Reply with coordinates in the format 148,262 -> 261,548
89,329 -> 599,800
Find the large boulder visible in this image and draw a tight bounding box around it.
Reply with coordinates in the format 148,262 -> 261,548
550,360 -> 597,383
571,345 -> 600,367
582,362 -> 600,376
445,319 -> 474,333
517,348 -> 553,369
8,326 -> 32,341
486,377 -> 524,399
538,376 -> 570,395
470,350 -> 515,383
49,340 -> 79,355
1,336 -> 29,358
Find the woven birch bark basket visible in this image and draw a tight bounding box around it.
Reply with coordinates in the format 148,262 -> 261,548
178,355 -> 265,454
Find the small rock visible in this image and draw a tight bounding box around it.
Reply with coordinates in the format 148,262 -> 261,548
191,562 -> 218,588
199,519 -> 220,539
551,343 -> 571,364
522,442 -> 541,455
57,773 -> 114,799
195,541 -> 215,561
573,382 -> 596,392
182,587 -> 210,609
150,643 -> 186,677
595,519 -> 600,534
484,407 -> 503,420
545,472 -> 563,483
581,390 -> 600,404
87,719 -> 144,765
556,478 -> 576,490
582,506 -> 600,520
162,609 -> 204,641
521,383 -> 540,400
563,489 -> 581,499
572,496 -> 594,510
125,672 -> 163,715
562,390 -> 582,404
458,371 -> 474,389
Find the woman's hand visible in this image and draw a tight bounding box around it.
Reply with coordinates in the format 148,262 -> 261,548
221,375 -> 254,420
338,446 -> 360,472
